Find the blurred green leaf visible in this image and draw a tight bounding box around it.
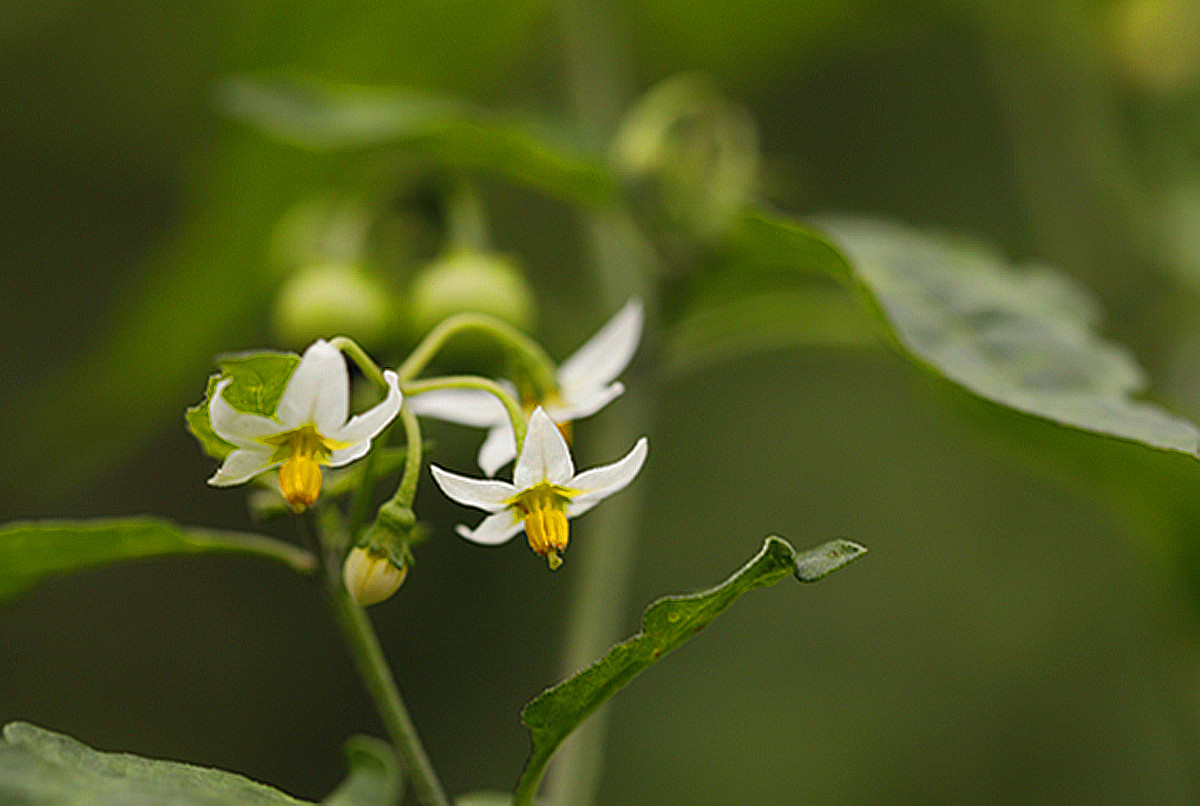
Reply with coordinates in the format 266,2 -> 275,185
222,78 -> 617,207
0,721 -> 304,805
814,216 -> 1200,458
186,350 -> 301,461
0,517 -> 315,606
0,722 -> 396,806
512,536 -> 865,803
321,736 -> 403,806
455,793 -> 518,806
730,209 -> 1200,458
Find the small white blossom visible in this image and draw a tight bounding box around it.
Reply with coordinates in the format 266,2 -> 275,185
408,298 -> 643,475
430,407 -> 648,569
208,339 -> 402,510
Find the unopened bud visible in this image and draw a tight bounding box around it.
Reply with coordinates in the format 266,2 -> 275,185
343,546 -> 408,606
408,250 -> 536,336
274,262 -> 395,349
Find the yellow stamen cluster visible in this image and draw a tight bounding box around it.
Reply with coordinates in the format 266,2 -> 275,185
265,425 -> 337,511
509,483 -> 574,570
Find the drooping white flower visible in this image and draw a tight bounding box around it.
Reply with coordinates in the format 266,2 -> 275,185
207,339 -> 403,510
430,407 -> 648,569
408,298 -> 643,476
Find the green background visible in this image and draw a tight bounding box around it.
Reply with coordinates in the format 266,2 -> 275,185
4,0 -> 1200,803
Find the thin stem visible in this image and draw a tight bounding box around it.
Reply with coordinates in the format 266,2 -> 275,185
330,336 -> 389,390
394,407 -> 423,509
325,574 -> 450,806
396,312 -> 557,392
404,375 -> 528,451
546,1 -> 654,804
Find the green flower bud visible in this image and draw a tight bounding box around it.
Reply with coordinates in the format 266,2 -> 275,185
343,546 -> 408,606
1109,0 -> 1200,91
273,262 -> 396,349
407,250 -> 536,336
613,73 -> 759,244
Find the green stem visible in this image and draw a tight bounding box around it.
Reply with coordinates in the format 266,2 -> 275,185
330,336 -> 390,390
396,312 -> 557,392
394,407 -> 424,509
404,375 -> 529,451
543,2 -> 653,805
325,572 -> 450,806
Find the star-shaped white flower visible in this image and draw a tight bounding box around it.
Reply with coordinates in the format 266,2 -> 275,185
430,407 -> 648,569
408,298 -> 643,476
208,339 -> 403,510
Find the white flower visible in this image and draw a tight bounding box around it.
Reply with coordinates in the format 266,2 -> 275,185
208,339 -> 403,510
408,298 -> 643,476
430,407 -> 648,569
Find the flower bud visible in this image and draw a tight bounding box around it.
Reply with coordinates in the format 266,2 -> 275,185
407,250 -> 536,336
1109,0 -> 1200,91
342,546 -> 408,606
273,262 -> 396,349
613,73 -> 759,244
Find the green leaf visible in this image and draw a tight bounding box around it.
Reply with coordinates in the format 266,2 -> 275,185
0,518 -> 316,606
729,208 -> 1200,459
0,722 -> 398,806
222,78 -> 617,207
512,537 -> 865,804
0,721 -> 305,805
321,736 -> 403,806
186,351 -> 301,461
814,216 -> 1200,458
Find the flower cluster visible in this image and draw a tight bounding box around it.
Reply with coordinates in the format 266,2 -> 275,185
197,299 -> 647,579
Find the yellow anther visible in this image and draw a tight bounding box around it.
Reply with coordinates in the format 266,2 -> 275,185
279,454 -> 323,511
510,482 -> 573,569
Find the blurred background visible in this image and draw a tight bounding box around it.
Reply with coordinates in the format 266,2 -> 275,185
6,0 -> 1200,803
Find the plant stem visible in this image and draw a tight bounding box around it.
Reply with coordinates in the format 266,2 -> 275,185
547,2 -> 654,805
403,374 -> 529,450
396,312 -> 557,392
325,565 -> 450,806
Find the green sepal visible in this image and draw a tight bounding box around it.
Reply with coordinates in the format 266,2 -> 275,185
186,350 -> 301,461
511,536 -> 865,804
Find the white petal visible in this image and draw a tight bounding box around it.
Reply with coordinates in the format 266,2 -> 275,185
331,370 -> 403,445
556,299 -> 643,399
514,408 -> 574,490
566,437 -> 648,518
208,379 -> 284,447
275,340 -> 349,431
405,388 -> 507,428
430,465 -> 515,512
547,382 -> 624,423
207,446 -> 280,486
328,440 -> 372,468
478,424 -> 517,477
456,511 -> 524,546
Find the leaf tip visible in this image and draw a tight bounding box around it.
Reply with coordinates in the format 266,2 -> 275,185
793,538 -> 867,582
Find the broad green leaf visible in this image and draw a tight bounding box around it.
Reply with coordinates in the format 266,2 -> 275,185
222,78 -> 616,207
729,208 -> 1200,458
0,518 -> 315,606
814,216 -> 1200,458
186,351 -> 301,461
321,736 -> 403,806
0,722 -> 398,806
512,537 -> 865,804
